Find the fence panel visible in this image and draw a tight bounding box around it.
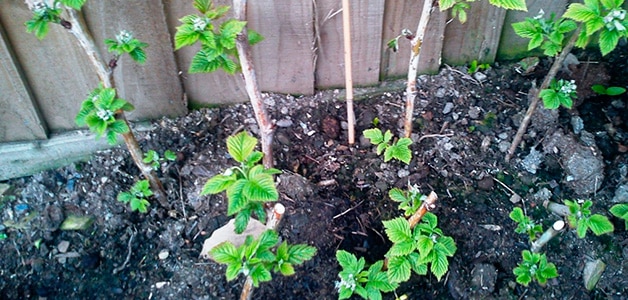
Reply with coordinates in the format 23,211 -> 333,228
0,22 -> 47,142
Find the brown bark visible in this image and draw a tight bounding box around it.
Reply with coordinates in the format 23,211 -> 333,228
233,0 -> 275,169
505,26 -> 582,162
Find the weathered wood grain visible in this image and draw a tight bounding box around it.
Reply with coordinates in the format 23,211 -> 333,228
442,1 -> 507,65
315,0 -> 385,88
84,0 -> 187,119
0,21 -> 47,142
380,0 -> 447,78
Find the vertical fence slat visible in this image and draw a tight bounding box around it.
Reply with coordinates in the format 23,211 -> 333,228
0,22 -> 47,142
442,1 -> 507,65
249,1 -> 315,95
0,0 -> 99,133
83,0 -> 187,119
315,0 -> 385,88
380,0 -> 447,78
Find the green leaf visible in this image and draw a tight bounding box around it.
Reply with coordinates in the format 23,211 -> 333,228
387,255 -> 411,283
219,19 -> 246,49
128,47 -> 147,64
117,192 -> 134,203
564,3 -> 598,23
201,173 -> 236,195
218,55 -> 238,74
367,260 -> 398,292
509,207 -> 525,223
211,241 -> 241,265
606,86 -> 626,96
25,19 -> 50,40
249,264 -> 272,287
278,262 -> 295,276
257,230 -> 279,252
233,210 -> 250,234
189,47 -> 222,73
512,21 -> 538,39
387,138 -> 412,164
387,240 -> 415,257
109,120 -> 129,134
207,5 -> 231,19
226,179 -> 248,215
389,188 -> 408,203
164,150 -> 177,161
528,33 -> 544,51
436,236 -> 457,257
576,219 -> 588,238
610,203 -> 628,228
60,0 -> 87,10
599,29 -> 621,56
243,173 -> 278,202
383,217 -> 412,244
245,151 -> 264,165
540,89 -> 560,109
587,214 -> 614,235
336,250 -> 359,272
287,244 -> 317,265
558,19 -> 578,33
440,0 -> 456,10
174,23 -> 201,50
363,128 -> 384,145
106,130 -> 118,145
193,0 -> 211,14
431,250 -> 450,280
416,235 -> 434,258
248,30 -> 264,45
227,131 -> 258,163
591,84 -> 608,94
488,0 -> 527,11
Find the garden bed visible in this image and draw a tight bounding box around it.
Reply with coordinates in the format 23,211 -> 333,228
1,48 -> 627,299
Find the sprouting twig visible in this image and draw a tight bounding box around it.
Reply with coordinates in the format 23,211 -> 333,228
113,229 -> 136,274
407,191 -> 438,228
333,200 -> 365,219
531,220 -> 565,253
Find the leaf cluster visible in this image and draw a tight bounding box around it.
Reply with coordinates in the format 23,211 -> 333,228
104,30 -> 148,64
143,150 -> 176,170
564,0 -> 628,56
591,84 -> 627,96
383,213 -> 457,282
564,200 -> 614,238
75,85 -> 134,145
362,128 -> 412,164
512,12 -> 577,57
117,180 -> 152,213
24,0 -> 88,39
513,250 -> 558,286
174,0 -> 263,74
467,60 -> 490,74
201,131 -> 280,234
388,185 -> 426,217
509,207 -> 543,241
335,251 -> 397,300
440,0 -> 526,24
539,79 -> 577,109
211,230 -> 316,287
610,203 -> 628,229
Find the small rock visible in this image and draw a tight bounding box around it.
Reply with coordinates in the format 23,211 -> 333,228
611,99 -> 625,109
498,141 -> 510,153
470,263 -> 498,293
473,72 -> 488,83
583,259 -> 606,291
497,132 -> 509,140
60,215 -> 94,230
158,250 -> 169,260
571,116 -> 584,135
532,188 -> 552,202
155,282 -> 168,289
0,183 -> 9,195
57,240 -> 70,253
443,102 -> 454,114
276,119 -> 293,128
612,184 -> 628,203
477,177 -> 494,190
397,169 -> 410,178
509,194 -> 522,203
521,148 -> 544,174
435,87 -> 447,98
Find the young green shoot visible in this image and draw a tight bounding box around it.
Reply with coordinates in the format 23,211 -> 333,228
509,207 -> 543,241
610,203 -> 628,229
210,229 -> 316,288
591,84 -> 627,96
104,30 -> 148,66
75,84 -> 134,145
363,128 -> 412,164
143,150 -> 176,171
564,0 -> 628,56
467,60 -> 490,74
513,250 -> 558,286
117,180 -> 152,213
564,200 -> 614,239
335,251 -> 397,300
388,184 -> 426,217
201,131 -> 281,234
539,79 -> 577,109
512,10 -> 578,57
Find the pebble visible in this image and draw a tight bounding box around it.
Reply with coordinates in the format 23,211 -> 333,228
468,106 -> 481,119
276,119 -> 293,127
57,240 -> 70,253
477,177 -> 494,190
497,132 -> 509,140
583,259 -> 606,291
397,169 -> 410,178
473,72 -> 488,83
435,87 -> 447,98
443,102 -> 454,114
158,249 -> 169,260
155,282 -> 168,289
571,116 -> 584,134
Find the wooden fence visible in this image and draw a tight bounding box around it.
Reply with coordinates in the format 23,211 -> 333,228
0,0 -> 573,144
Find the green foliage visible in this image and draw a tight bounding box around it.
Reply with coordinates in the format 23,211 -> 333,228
564,0 -> 628,56
564,200 -> 614,238
75,85 -> 134,145
174,0 -> 264,74
335,251 -> 398,300
539,79 -> 577,109
513,250 -> 558,286
610,203 -> 628,229
25,1 -> 62,40
467,60 -> 490,74
200,131 -> 280,234
362,128 -> 413,164
509,207 -> 543,241
60,0 -> 87,10
143,150 -> 176,170
591,84 -> 627,96
512,11 -> 578,56
211,229 -> 316,287
440,0 -> 526,23
104,30 -> 148,64
117,180 -> 152,213
383,213 -> 457,282
388,185 -> 426,217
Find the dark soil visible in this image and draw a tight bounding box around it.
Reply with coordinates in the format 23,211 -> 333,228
1,47 -> 627,300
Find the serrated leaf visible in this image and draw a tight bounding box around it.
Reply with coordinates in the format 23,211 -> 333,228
336,250 -> 360,272
440,0 -> 456,10
417,235 -> 434,258
387,256 -> 411,283
287,244 -> 317,265
201,173 -> 236,195
576,219 -> 588,238
383,217 -> 412,243
60,0 -> 87,10
233,210 -> 250,234
278,262 -> 295,276
211,242 -> 241,265
226,179 -> 248,215
128,48 -> 147,64
512,21 -> 538,39
610,204 -> 628,228
564,4 -> 598,23
219,55 -> 238,74
509,207 -> 525,222
599,29 -> 620,56
363,128 -> 384,144
588,214 -> 614,235
431,250 -> 450,280
174,23 -> 201,50
117,192 -> 134,203
436,236 -> 457,257
249,264 -> 272,287
243,173 -> 278,202
488,0 -> 527,11
387,240 -> 415,257
189,48 -> 222,73
219,19 -> 246,49
227,131 -> 258,163
389,188 -> 408,203
248,30 -> 264,45
193,0 -> 211,14
257,230 -> 279,252
540,89 -> 560,109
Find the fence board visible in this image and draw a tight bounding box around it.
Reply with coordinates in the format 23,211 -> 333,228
83,0 -> 187,120
0,22 -> 47,142
380,0 -> 447,78
497,0 -> 570,60
248,1 -> 315,96
442,1 -> 507,65
0,0 -> 99,132
315,0 -> 385,88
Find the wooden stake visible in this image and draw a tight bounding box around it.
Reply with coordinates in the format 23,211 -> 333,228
342,0 -> 355,145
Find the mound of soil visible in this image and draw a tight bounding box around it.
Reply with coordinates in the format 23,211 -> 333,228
1,47 -> 627,299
